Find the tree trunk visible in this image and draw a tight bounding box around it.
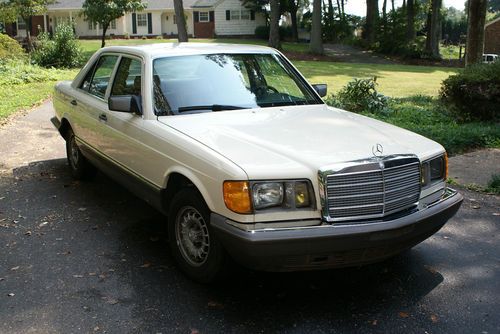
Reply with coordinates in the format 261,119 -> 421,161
268,0 -> 281,49
391,0 -> 395,12
101,23 -> 108,48
364,0 -> 379,44
465,0 -> 487,65
290,1 -> 299,42
406,0 -> 415,42
309,0 -> 323,54
382,0 -> 387,35
174,0 -> 189,42
425,0 -> 442,58
328,0 -> 336,41
340,0 -> 345,21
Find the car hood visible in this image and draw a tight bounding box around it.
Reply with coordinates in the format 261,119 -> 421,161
158,105 -> 444,179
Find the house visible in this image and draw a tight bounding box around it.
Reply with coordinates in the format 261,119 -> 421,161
484,17 -> 500,55
4,0 -> 266,39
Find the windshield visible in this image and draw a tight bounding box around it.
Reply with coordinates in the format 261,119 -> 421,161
152,53 -> 322,115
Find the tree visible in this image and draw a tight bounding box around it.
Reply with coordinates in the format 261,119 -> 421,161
364,0 -> 379,44
281,0 -> 299,41
309,0 -> 323,53
83,0 -> 145,48
0,2 -> 18,25
268,0 -> 281,49
8,0 -> 55,51
173,0 -> 188,42
466,0 -> 488,65
406,0 -> 415,41
425,0 -> 442,58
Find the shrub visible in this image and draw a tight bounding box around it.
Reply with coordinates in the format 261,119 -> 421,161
254,25 -> 294,40
440,61 -> 500,122
487,174 -> 500,194
31,22 -> 83,68
0,33 -> 25,61
0,59 -> 71,85
325,77 -> 388,114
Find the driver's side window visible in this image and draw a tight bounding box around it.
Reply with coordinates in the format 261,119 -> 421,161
80,55 -> 118,99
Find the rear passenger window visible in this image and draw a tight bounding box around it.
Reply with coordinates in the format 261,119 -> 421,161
80,55 -> 118,98
111,57 -> 142,96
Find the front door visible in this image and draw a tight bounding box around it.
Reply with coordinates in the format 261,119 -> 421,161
193,11 -> 214,38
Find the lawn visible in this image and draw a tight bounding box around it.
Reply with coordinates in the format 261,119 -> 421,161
79,39 -> 457,97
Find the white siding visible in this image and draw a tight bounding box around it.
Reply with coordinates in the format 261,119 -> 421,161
160,11 -> 194,36
214,0 -> 265,36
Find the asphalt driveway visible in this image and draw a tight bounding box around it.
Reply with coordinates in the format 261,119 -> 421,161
0,102 -> 499,333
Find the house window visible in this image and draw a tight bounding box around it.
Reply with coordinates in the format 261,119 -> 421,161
137,13 -> 147,27
240,10 -> 251,20
199,11 -> 209,22
110,19 -> 116,29
17,17 -> 26,30
230,10 -> 240,20
88,20 -> 97,30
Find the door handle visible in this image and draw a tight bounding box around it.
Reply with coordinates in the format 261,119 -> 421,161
70,99 -> 78,106
99,113 -> 107,122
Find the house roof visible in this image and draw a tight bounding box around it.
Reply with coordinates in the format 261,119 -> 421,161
485,16 -> 500,28
48,0 -> 209,10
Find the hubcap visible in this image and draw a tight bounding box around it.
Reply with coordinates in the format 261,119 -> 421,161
69,137 -> 79,168
175,206 -> 210,267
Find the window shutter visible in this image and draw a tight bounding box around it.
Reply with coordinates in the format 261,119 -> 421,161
147,13 -> 152,34
226,10 -> 230,20
194,11 -> 199,23
132,13 -> 137,34
250,10 -> 255,20
209,11 -> 214,22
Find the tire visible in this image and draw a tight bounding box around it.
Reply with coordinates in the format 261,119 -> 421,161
168,188 -> 226,283
65,129 -> 96,180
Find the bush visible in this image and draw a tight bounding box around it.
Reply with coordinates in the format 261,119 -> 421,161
0,33 -> 25,61
31,22 -> 83,68
440,61 -> 500,122
254,25 -> 294,40
325,77 -> 388,114
0,59 -> 71,85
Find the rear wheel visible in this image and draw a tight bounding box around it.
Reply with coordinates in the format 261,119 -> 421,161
168,188 -> 226,283
65,129 -> 96,180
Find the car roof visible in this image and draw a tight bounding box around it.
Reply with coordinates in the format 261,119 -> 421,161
99,43 -> 279,58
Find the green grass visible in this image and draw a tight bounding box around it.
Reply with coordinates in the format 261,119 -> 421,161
440,43 -> 463,60
295,61 -> 457,97
359,95 -> 500,155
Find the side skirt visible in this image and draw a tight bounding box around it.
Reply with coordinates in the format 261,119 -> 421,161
78,140 -> 167,215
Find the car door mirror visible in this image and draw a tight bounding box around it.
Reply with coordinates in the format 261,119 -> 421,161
312,84 -> 327,97
108,95 -> 142,115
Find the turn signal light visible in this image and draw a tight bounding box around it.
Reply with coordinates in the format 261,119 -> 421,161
223,181 -> 252,214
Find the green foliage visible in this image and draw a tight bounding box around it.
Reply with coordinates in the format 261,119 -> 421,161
440,61 -> 500,122
254,25 -> 293,40
487,174 -> 500,194
82,0 -> 146,46
0,59 -> 70,85
31,23 -> 83,68
361,95 -> 500,155
0,33 -> 25,60
325,77 -> 388,114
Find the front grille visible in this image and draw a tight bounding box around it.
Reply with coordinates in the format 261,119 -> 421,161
325,157 -> 420,221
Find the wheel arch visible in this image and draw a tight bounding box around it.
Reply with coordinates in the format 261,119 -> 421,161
161,169 -> 216,214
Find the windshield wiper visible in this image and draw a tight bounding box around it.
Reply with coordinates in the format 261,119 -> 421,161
177,104 -> 247,113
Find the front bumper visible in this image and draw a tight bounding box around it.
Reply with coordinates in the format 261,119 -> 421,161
211,188 -> 463,271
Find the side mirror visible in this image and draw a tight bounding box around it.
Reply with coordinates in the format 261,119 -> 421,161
312,84 -> 327,97
108,95 -> 142,114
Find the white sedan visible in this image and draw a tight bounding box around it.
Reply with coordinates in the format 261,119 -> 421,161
52,43 -> 463,282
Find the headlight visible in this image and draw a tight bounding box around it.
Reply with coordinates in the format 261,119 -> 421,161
223,179 -> 315,213
252,182 -> 284,209
421,153 -> 447,187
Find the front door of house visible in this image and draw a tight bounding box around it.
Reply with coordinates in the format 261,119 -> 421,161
193,11 -> 214,38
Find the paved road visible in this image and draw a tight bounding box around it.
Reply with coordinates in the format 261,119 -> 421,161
0,102 -> 499,333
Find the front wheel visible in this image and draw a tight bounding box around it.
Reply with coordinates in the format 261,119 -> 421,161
168,188 -> 226,283
65,129 -> 96,180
